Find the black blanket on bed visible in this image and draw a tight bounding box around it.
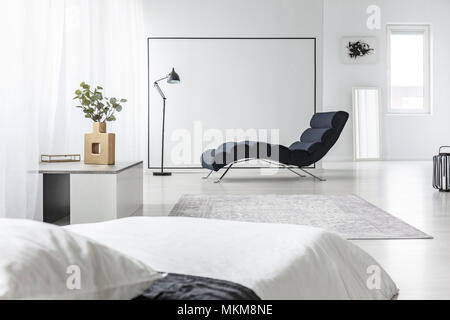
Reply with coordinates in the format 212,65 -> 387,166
134,273 -> 260,300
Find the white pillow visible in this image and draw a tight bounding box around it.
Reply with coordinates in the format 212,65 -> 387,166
0,219 -> 163,300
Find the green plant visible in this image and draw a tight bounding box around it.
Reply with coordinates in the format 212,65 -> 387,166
73,82 -> 127,122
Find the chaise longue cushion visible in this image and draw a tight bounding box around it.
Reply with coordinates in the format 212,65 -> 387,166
201,111 -> 349,171
288,141 -> 322,154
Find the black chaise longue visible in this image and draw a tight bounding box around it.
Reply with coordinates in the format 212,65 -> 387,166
200,111 -> 349,182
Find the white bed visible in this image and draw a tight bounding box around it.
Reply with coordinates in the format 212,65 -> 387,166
65,216 -> 398,300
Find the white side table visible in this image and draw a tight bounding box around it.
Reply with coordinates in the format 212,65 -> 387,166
39,161 -> 143,224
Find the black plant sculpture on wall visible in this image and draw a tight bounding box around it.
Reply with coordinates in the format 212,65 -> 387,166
346,41 -> 374,59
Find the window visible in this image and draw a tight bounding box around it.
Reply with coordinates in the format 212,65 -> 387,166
387,24 -> 431,114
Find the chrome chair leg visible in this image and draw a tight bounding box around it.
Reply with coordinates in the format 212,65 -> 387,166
214,164 -> 234,183
260,159 -> 306,178
299,168 -> 326,181
205,159 -> 325,183
285,167 -> 307,178
202,170 -> 213,179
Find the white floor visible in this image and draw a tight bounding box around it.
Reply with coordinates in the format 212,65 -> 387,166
142,161 -> 450,300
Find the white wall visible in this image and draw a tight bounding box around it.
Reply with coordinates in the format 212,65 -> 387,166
143,0 -> 323,38
323,0 -> 450,161
143,0 -> 450,163
143,0 -> 324,167
148,38 -> 316,167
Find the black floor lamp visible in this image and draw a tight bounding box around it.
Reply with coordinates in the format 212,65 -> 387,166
153,68 -> 180,176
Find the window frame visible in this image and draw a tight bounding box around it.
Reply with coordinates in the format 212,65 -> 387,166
386,24 -> 432,115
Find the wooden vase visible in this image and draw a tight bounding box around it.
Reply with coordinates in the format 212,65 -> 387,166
84,122 -> 115,165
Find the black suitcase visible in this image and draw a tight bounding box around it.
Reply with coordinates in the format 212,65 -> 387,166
433,146 -> 450,191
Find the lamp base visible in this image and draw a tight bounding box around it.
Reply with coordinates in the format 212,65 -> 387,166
153,172 -> 172,176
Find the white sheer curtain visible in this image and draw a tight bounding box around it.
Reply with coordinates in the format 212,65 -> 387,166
38,0 -> 147,160
0,0 -> 41,219
0,0 -> 146,219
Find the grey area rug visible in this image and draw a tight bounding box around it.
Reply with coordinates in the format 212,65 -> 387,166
170,194 -> 432,240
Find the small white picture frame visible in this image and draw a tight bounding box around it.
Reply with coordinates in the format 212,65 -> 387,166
341,37 -> 378,64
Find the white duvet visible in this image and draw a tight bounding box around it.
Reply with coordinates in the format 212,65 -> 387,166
65,217 -> 398,300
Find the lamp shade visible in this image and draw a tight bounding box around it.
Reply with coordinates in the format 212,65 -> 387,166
167,68 -> 180,84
